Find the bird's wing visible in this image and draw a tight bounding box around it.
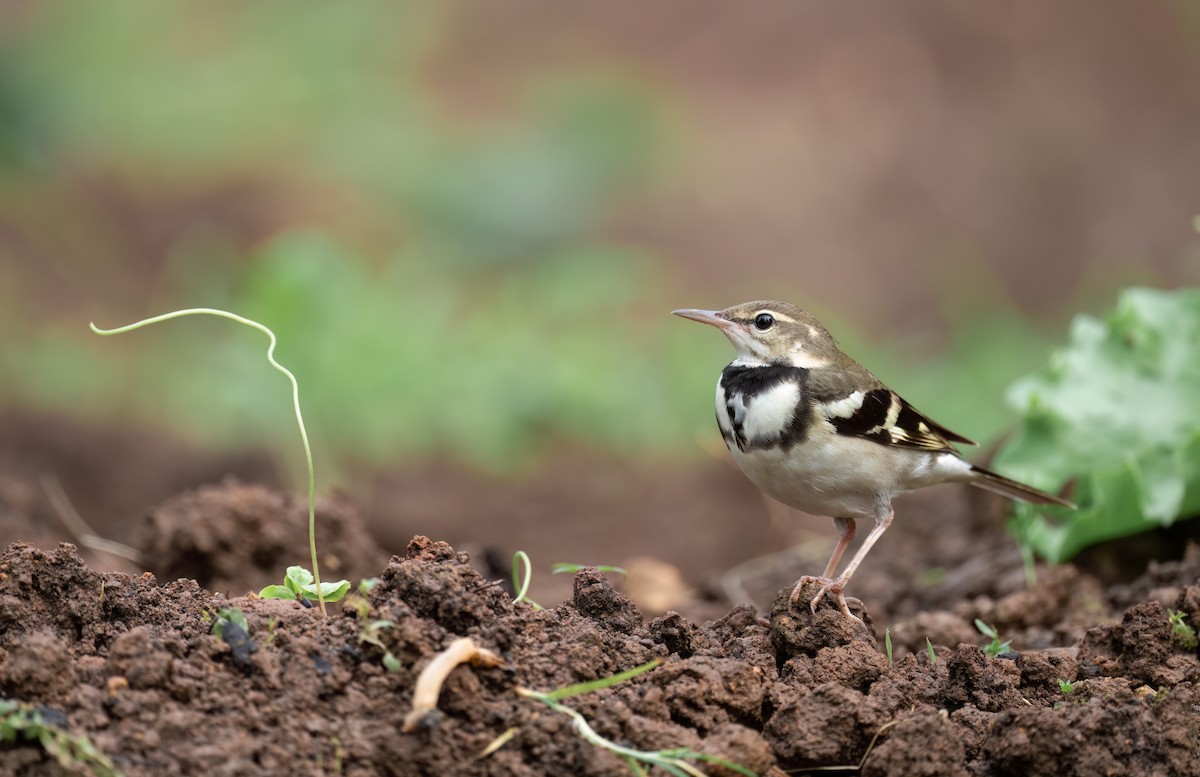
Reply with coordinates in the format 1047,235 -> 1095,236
808,363 -> 976,453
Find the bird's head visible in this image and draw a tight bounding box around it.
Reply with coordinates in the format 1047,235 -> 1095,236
672,300 -> 838,368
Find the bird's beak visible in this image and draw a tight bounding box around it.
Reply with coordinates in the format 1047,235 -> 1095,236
672,308 -> 734,330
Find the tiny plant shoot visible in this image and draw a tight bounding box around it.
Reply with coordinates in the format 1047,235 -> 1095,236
0,699 -> 122,777
974,619 -> 1013,658
211,607 -> 249,641
1168,610 -> 1199,650
511,551 -> 543,610
90,308 -> 340,615
259,566 -> 350,604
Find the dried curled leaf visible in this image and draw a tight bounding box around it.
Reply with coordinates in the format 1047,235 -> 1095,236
402,637 -> 503,733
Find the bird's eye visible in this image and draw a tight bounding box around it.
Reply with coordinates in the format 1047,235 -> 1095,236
754,313 -> 775,331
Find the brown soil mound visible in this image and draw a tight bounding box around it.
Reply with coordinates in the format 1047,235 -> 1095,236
0,484 -> 1197,776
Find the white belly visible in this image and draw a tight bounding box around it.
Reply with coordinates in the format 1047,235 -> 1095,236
727,423 -> 969,519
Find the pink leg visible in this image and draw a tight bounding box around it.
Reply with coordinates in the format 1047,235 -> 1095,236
822,516 -> 856,578
795,506 -> 894,621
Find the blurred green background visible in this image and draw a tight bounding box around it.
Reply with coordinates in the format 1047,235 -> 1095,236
2,1 -> 1199,601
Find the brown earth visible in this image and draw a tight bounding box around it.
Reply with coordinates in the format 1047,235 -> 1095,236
0,469 -> 1198,775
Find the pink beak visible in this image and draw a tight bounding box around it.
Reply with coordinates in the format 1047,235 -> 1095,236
672,308 -> 735,330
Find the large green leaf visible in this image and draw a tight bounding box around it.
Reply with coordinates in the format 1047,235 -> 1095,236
995,288 -> 1200,562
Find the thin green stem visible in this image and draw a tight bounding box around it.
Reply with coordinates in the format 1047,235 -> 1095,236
516,690 -> 708,777
90,307 -> 327,616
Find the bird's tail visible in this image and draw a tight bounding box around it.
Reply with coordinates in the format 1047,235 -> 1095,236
968,465 -> 1075,509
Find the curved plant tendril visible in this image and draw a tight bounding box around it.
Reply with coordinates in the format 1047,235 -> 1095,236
90,307 -> 328,616
511,550 -> 543,609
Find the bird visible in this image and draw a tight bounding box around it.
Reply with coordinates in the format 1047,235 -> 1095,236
673,300 -> 1073,620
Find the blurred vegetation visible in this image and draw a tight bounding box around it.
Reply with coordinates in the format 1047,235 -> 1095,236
0,1 -> 1071,484
997,287 -> 1200,562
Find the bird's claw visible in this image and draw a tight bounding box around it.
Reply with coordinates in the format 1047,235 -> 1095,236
790,575 -> 861,622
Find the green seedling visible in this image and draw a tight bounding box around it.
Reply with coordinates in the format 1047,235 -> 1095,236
358,619 -> 402,673
884,630 -> 893,666
212,607 -> 249,641
552,563 -> 628,576
0,699 -> 122,777
341,579 -> 382,620
342,596 -> 370,621
91,308 -> 339,615
511,551 -> 543,610
925,637 -> 937,665
259,566 -> 350,604
515,659 -> 754,777
974,619 -> 1012,658
1057,678 -> 1075,695
1168,609 -> 1199,650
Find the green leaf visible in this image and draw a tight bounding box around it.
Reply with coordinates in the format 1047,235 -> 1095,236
285,565 -> 314,594
257,584 -> 296,601
299,579 -> 351,602
995,288 -> 1200,562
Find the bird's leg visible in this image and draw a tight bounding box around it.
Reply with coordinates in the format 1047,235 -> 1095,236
790,516 -> 856,616
822,516 -> 856,578
804,503 -> 894,620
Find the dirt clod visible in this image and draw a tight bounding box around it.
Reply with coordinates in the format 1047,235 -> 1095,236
862,709 -> 967,777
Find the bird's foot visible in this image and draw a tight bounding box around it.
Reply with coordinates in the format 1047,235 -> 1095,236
790,575 -> 861,622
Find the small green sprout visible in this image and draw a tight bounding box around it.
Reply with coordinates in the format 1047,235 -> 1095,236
516,659 -> 754,776
974,619 -> 1013,658
0,699 -> 122,777
212,607 -> 249,641
925,637 -> 937,665
511,551 -> 543,610
259,566 -> 350,604
884,629 -> 893,666
1057,678 -> 1075,695
359,619 -> 402,672
552,563 -> 628,576
91,308 -> 333,614
1168,610 -> 1199,650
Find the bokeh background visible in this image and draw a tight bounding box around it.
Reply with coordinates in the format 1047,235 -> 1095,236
2,1 -> 1199,608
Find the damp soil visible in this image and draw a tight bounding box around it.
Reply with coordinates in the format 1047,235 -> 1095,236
0,473 -> 1199,776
